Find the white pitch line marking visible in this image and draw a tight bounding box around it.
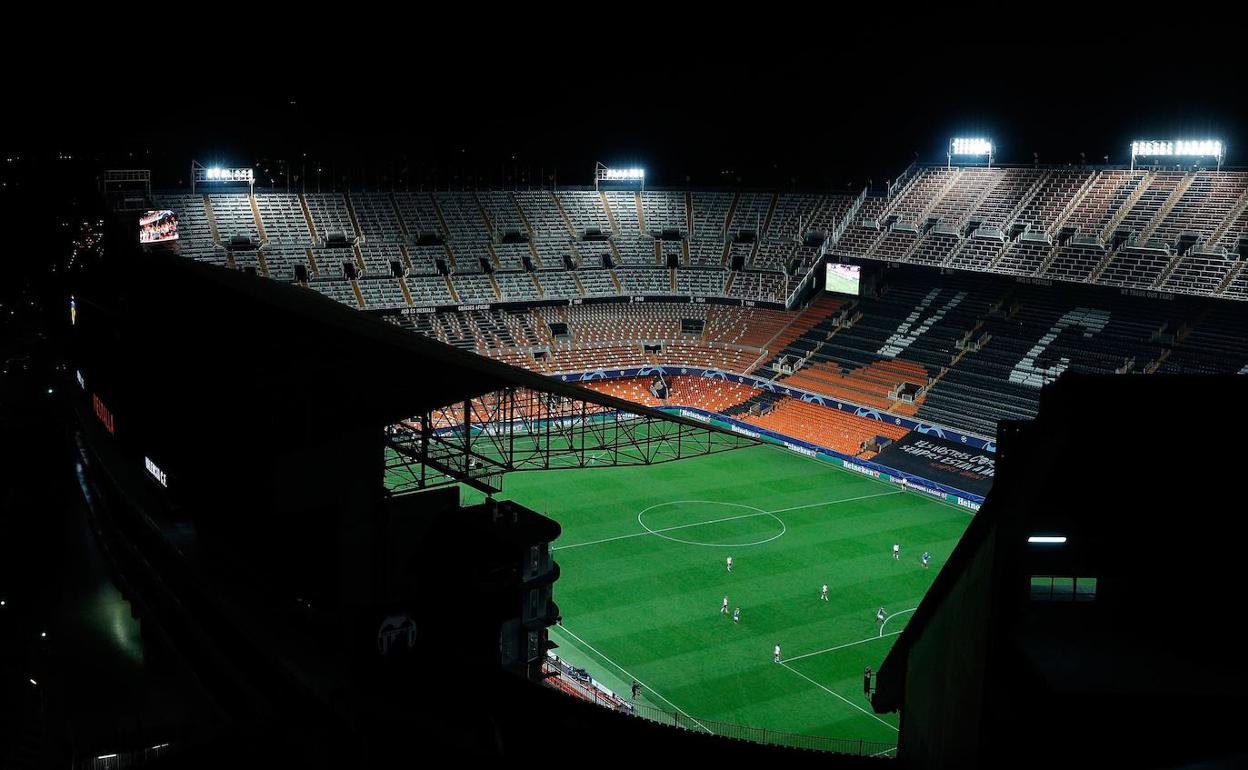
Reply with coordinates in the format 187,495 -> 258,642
766,489 -> 902,513
554,508 -> 773,551
879,607 -> 917,637
781,631 -> 902,664
779,662 -> 898,733
553,490 -> 903,551
553,624 -> 712,734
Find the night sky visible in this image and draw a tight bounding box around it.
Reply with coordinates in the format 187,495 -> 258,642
6,34 -> 1244,194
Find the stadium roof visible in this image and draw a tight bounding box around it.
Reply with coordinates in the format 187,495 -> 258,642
72,246 -> 756,479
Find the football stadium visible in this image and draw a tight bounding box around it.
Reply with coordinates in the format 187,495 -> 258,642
4,53 -> 1248,768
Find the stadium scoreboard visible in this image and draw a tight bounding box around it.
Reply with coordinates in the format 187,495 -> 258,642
825,263 -> 861,296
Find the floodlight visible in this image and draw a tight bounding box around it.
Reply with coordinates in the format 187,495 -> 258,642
948,138 -> 994,168
950,138 -> 993,156
594,163 -> 647,189
1131,138 -> 1224,168
1027,536 -> 1067,544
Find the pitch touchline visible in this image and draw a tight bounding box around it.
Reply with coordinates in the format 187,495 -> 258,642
552,490 -> 903,551
552,624 -> 712,734
780,662 -> 899,733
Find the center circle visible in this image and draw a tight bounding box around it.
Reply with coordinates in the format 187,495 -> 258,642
637,500 -> 786,548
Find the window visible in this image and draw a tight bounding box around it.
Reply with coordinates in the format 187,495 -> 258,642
1030,576 -> 1097,602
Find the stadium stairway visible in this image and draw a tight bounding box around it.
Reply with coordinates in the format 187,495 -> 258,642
305,248 -> 320,278
389,193 -> 409,239
202,194 -> 222,245
249,195 -> 269,244
343,193 -> 364,243
473,193 -> 496,240
296,195 -> 315,243
600,192 -> 620,234
398,277 -> 415,307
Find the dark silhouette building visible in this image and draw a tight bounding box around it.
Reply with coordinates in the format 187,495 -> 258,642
873,373 -> 1248,768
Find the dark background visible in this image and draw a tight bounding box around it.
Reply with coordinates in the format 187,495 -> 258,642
5,37 -> 1244,192
3,30 -> 1244,287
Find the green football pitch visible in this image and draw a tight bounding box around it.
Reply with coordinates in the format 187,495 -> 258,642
824,271 -> 860,296
423,442 -> 972,748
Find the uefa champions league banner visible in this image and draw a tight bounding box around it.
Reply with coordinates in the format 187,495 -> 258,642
555,366 -> 996,453
871,432 -> 995,498
664,406 -> 985,509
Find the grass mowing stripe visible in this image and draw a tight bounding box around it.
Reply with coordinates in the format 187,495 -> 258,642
554,505 -> 769,551
766,490 -> 903,513
769,444 -> 978,516
421,441 -> 970,744
878,607 -> 917,637
782,631 -> 903,664
554,489 -> 905,551
779,662 -> 898,732
552,623 -> 712,733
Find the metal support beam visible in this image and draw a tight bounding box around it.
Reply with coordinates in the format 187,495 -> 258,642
383,385 -> 755,496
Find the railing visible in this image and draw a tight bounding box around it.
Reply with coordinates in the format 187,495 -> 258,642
543,657 -> 896,757
887,161 -> 919,199
782,185 -> 870,309
832,186 -> 870,245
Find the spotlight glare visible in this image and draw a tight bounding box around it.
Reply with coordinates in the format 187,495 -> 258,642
951,137 -> 993,156
1132,139 -> 1223,159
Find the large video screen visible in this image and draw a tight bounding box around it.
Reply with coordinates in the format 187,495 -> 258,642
139,209 -> 179,244
825,263 -> 860,296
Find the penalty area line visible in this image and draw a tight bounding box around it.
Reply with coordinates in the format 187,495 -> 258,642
781,630 -> 902,664
779,662 -> 898,733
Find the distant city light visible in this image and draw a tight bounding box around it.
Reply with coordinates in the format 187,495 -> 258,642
950,138 -> 993,156
1027,535 -> 1067,544
1131,139 -> 1223,159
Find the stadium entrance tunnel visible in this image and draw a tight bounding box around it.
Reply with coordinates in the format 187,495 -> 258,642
637,500 -> 785,547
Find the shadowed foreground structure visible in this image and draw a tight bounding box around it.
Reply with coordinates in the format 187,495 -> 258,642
873,373 -> 1248,768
